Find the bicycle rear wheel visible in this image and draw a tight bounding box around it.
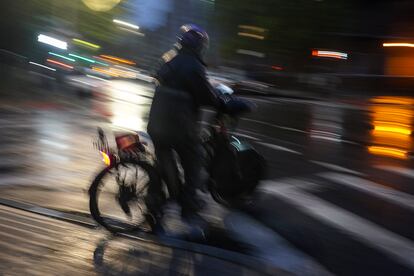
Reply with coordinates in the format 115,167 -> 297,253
89,159 -> 160,233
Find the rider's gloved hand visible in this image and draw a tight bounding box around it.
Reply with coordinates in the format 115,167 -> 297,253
219,95 -> 255,116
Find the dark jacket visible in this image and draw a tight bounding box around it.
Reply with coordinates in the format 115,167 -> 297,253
147,48 -> 221,141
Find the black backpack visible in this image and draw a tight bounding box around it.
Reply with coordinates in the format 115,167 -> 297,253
209,134 -> 265,200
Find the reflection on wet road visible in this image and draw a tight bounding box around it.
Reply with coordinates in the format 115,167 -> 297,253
0,205 -> 265,275
369,96 -> 413,159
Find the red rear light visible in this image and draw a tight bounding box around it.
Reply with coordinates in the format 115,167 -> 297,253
271,65 -> 283,71
115,133 -> 140,150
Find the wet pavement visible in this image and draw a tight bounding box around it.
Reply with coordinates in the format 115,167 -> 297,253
0,204 -> 275,275
1,80 -> 414,274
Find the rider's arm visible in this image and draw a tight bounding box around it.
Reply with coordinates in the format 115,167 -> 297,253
187,63 -> 223,109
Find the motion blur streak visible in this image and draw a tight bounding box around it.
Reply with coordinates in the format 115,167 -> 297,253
271,66 -> 283,70
368,146 -> 407,159
371,97 -> 414,105
82,0 -> 121,12
113,19 -> 139,30
69,53 -> 96,63
374,126 -> 411,135
108,67 -> 137,78
114,65 -> 139,72
238,25 -> 266,32
236,49 -> 265,58
237,32 -> 265,40
48,52 -> 75,62
117,27 -> 145,36
99,55 -> 136,65
312,50 -> 348,60
86,74 -> 109,82
37,34 -> 67,50
369,97 -> 413,159
92,67 -> 119,77
28,61 -> 56,71
46,59 -> 74,70
383,43 -> 414,48
72,38 -> 100,50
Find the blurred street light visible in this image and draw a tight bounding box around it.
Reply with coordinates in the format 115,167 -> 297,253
368,96 -> 413,159
118,27 -> 145,36
237,32 -> 265,40
237,25 -> 266,40
37,34 -> 68,50
69,53 -> 96,63
236,49 -> 265,58
99,55 -> 136,65
82,0 -> 121,12
312,50 -> 348,60
383,43 -> 414,48
113,19 -> 139,30
46,59 -> 74,70
238,25 -> 266,33
28,61 -> 56,71
48,52 -> 75,62
72,39 -> 101,50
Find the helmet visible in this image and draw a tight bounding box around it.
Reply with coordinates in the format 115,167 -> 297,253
177,24 -> 209,58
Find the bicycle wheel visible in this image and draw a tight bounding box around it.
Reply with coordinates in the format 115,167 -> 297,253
89,159 -> 160,233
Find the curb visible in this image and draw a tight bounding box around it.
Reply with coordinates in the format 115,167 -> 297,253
0,197 -> 289,276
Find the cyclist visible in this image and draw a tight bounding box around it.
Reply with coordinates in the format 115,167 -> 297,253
146,24 -> 223,235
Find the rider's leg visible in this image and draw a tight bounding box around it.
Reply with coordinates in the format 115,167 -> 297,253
145,143 -> 168,222
146,140 -> 182,219
155,142 -> 181,201
175,138 -> 205,220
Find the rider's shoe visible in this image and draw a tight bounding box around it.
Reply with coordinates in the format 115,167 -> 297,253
144,213 -> 165,236
182,213 -> 208,241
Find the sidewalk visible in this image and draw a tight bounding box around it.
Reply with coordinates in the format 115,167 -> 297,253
0,203 -> 282,276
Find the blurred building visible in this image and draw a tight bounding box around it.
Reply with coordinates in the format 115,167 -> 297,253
118,0 -> 216,71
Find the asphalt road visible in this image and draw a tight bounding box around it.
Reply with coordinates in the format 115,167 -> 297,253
1,80 -> 414,275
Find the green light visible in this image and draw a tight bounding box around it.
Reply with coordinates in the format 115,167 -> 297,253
69,53 -> 96,63
48,52 -> 75,62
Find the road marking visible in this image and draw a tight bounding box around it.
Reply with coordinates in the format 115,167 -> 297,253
319,172 -> 414,211
375,165 -> 414,180
310,161 -> 365,176
255,142 -> 302,155
277,98 -> 363,110
224,211 -> 331,276
231,132 -> 261,141
202,107 -> 308,135
242,118 -> 307,134
259,177 -> 321,191
259,180 -> 414,270
245,97 -> 281,104
198,122 -> 261,141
